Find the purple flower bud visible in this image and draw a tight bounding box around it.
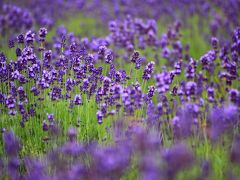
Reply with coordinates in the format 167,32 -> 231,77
5,95 -> 16,109
200,50 -> 216,70
8,39 -> 15,48
142,61 -> 155,80
17,34 -> 24,44
15,48 -> 22,57
38,27 -> 48,42
131,51 -> 140,63
229,89 -> 239,104
98,45 -> 107,59
207,87 -> 215,102
171,86 -> 178,96
97,110 -> 103,124
211,37 -> 219,49
47,113 -> 55,122
74,94 -> 82,105
25,30 -> 35,44
147,85 -> 155,98
42,120 -> 48,131
49,86 -> 62,101
105,52 -> 114,64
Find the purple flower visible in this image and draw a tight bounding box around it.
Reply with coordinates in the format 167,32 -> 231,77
47,113 -> 55,122
96,110 -> 103,124
229,89 -> 239,104
185,59 -> 196,79
142,61 -> 155,80
66,78 -> 75,92
200,50 -> 216,70
105,51 -> 114,64
173,60 -> 182,75
211,37 -> 219,49
3,130 -> 21,156
98,45 -> 107,59
207,87 -> 215,102
31,86 -> 40,96
172,103 -> 200,138
5,95 -> 16,109
8,158 -> 20,180
155,72 -> 174,93
42,120 -> 49,131
209,104 -> 239,141
68,127 -> 77,142
24,158 -> 46,180
131,51 -> 140,63
230,135 -> 240,164
49,86 -> 62,101
8,39 -> 15,48
15,48 -> 22,57
74,94 -> 82,105
17,34 -> 24,44
185,81 -> 197,97
103,76 -> 111,95
147,85 -> 155,98
25,30 -> 35,44
38,27 -> 48,42
162,143 -> 194,179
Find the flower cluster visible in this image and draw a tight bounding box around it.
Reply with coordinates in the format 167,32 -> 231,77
0,1 -> 240,179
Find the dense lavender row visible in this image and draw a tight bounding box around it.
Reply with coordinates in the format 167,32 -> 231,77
2,123 -> 240,180
0,14 -> 240,178
87,0 -> 240,34
1,16 -> 239,126
0,1 -> 240,179
0,0 -> 85,36
1,0 -> 240,41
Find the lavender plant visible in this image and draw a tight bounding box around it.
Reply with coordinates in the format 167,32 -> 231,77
0,1 -> 240,180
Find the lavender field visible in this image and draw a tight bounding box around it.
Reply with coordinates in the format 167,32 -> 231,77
0,0 -> 240,179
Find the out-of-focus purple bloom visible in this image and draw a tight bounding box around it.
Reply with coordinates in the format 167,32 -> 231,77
211,37 -> 219,49
208,104 -> 239,141
162,143 -> 194,179
8,158 -> 20,180
155,72 -> 174,93
24,158 -> 46,180
207,87 -> 215,103
230,135 -> 240,164
3,130 -> 21,156
185,81 -> 197,97
229,89 -> 239,104
8,38 -> 15,48
172,103 -> 199,138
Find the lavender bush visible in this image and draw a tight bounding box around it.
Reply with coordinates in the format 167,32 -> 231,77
0,1 -> 240,179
